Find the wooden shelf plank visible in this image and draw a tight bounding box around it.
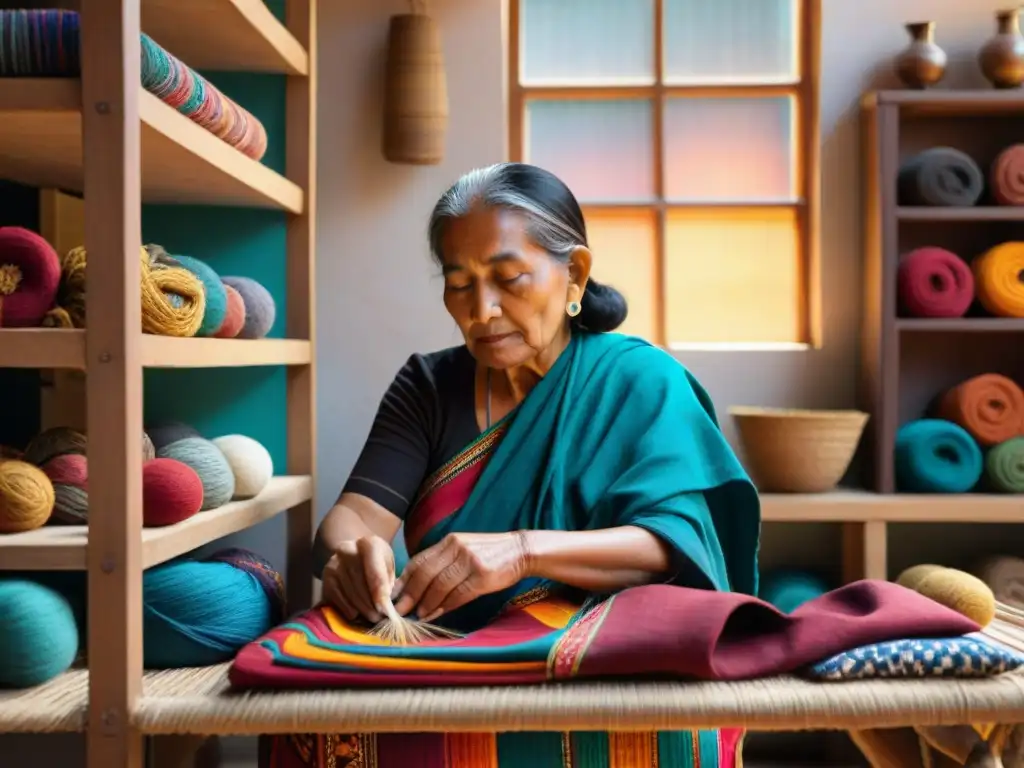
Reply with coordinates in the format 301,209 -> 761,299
761,490 -> 1024,523
866,89 -> 1024,116
0,80 -> 303,212
0,475 -> 312,571
0,330 -> 311,369
0,668 -> 88,733
134,663 -> 1024,735
897,318 -> 1024,333
898,206 -> 1024,222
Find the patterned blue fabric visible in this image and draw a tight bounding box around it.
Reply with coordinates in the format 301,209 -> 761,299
805,636 -> 1024,681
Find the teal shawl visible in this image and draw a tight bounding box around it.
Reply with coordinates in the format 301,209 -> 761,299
413,331 -> 761,630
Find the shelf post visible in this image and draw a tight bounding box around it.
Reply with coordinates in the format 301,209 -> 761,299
80,1 -> 145,767
284,0 -> 318,612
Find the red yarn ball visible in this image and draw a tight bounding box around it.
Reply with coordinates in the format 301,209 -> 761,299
0,227 -> 62,327
41,453 -> 88,487
213,283 -> 246,338
143,458 -> 203,527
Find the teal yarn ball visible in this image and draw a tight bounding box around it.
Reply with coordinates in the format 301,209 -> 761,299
760,570 -> 830,614
0,580 -> 79,687
170,254 -> 228,337
143,558 -> 276,668
895,418 -> 984,493
156,436 -> 235,510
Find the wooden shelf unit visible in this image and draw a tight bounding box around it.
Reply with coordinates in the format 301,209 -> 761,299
0,3 -> 317,768
861,90 -> 1024,494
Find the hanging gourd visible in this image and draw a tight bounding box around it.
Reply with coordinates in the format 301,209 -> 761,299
382,0 -> 449,165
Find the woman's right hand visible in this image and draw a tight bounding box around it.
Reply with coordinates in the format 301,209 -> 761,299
321,535 -> 395,624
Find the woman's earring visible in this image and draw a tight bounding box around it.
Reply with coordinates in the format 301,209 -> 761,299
566,300 -> 582,317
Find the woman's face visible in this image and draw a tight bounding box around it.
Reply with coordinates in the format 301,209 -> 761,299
440,206 -> 590,370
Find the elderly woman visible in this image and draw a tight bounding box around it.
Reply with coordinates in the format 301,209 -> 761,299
262,162 -> 761,768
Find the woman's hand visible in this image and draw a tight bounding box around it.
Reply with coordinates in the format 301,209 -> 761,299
321,535 -> 395,624
392,532 -> 531,621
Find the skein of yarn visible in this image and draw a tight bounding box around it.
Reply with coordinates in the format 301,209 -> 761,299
211,434 -> 273,499
0,226 -> 62,327
213,283 -> 246,338
147,421 -> 202,453
23,426 -> 86,467
155,436 -> 234,510
0,580 -> 79,687
142,458 -> 204,527
40,453 -> 88,524
142,550 -> 282,668
0,461 -> 54,533
152,249 -> 228,337
221,276 -> 276,339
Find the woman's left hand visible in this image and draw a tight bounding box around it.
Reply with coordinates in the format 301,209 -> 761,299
391,531 -> 530,621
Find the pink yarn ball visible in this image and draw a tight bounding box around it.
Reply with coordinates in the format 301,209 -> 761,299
213,283 -> 246,338
0,227 -> 62,327
143,458 -> 203,527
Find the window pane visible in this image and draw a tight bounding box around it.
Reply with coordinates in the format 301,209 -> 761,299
584,209 -> 658,341
665,208 -> 801,343
663,96 -> 796,202
519,0 -> 655,85
663,0 -> 798,84
526,99 -> 655,203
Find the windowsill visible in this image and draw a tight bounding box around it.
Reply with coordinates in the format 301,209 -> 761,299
667,341 -> 812,352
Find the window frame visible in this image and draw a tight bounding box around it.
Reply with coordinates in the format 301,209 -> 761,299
506,0 -> 823,348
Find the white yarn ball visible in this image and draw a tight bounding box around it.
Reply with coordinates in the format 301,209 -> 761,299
211,435 -> 274,499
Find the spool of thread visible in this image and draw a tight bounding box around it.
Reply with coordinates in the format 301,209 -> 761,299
0,226 -> 62,327
896,564 -> 996,627
142,551 -> 280,668
213,283 -> 246,338
43,246 -> 206,337
142,458 -> 204,527
0,461 -> 54,533
759,570 -> 830,613
23,426 -> 86,467
160,252 -> 228,337
40,454 -> 88,524
0,580 -> 79,687
211,435 -> 273,499
155,437 -> 234,510
220,276 -> 276,339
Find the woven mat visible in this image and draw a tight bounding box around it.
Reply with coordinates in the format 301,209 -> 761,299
0,668 -> 87,732
132,665 -> 1024,736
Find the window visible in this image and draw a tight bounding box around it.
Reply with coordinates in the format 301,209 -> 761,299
508,0 -> 821,348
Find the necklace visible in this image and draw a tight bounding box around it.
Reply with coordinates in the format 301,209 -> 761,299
485,367 -> 492,429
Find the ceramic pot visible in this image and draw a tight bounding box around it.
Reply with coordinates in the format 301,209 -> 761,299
895,21 -> 947,89
979,8 -> 1024,89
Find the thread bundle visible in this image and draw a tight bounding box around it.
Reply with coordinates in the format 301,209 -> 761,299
0,227 -> 62,328
897,144 -> 1024,209
895,374 -> 1024,494
0,424 -> 274,534
0,547 -> 284,688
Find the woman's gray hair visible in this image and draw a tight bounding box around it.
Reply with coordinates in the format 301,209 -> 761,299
427,162 -> 627,333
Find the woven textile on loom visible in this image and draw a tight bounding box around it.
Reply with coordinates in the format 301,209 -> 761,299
0,10 -> 268,160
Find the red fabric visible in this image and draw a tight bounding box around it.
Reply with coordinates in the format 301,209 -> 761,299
897,247 -> 974,318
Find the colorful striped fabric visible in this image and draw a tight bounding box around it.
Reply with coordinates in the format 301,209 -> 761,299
0,10 -> 268,160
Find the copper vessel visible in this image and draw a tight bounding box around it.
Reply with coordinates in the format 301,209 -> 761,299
895,21 -> 947,89
980,8 -> 1024,89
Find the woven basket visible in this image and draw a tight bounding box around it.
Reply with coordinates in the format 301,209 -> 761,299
729,407 -> 870,493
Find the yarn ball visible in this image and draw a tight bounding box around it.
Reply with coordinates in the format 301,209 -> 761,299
213,283 -> 246,339
40,454 -> 88,524
211,434 -> 273,499
0,226 -> 62,327
142,430 -> 156,462
165,253 -> 228,337
760,570 -> 831,614
221,276 -> 276,339
896,564 -> 996,628
146,421 -> 202,453
205,547 -> 286,624
0,580 -> 79,687
155,437 -> 234,510
0,461 -> 54,533
142,458 -> 203,527
142,554 -> 279,668
23,426 -> 86,467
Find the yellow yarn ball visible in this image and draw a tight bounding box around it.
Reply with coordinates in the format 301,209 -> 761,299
42,245 -> 206,337
0,460 -> 55,533
897,564 -> 996,627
